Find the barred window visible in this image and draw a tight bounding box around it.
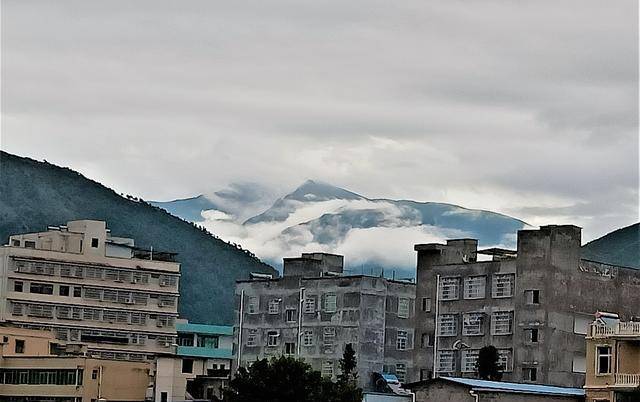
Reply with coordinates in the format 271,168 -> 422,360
83,308 -> 101,321
439,277 -> 460,301
323,327 -> 336,352
492,274 -> 515,298
159,275 -> 178,287
103,289 -> 117,302
57,306 -> 71,319
498,349 -> 513,372
324,294 -> 337,313
85,267 -> 103,280
130,313 -> 147,325
398,298 -> 410,318
491,311 -> 514,335
11,303 -> 24,316
462,313 -> 484,336
133,272 -> 149,284
302,329 -> 314,346
322,361 -> 334,377
395,364 -> 407,382
304,297 -> 316,313
27,304 -> 53,318
105,269 -> 119,281
117,271 -> 132,283
84,288 -> 102,300
396,330 -> 408,350
286,309 -> 297,322
246,329 -> 258,347
159,296 -> 175,307
438,314 -> 457,336
268,300 -> 280,314
461,350 -> 479,373
116,311 -> 129,323
133,293 -> 149,305
59,266 -> 72,277
464,276 -> 486,299
117,291 -> 133,304
436,350 -> 455,372
103,310 -> 117,323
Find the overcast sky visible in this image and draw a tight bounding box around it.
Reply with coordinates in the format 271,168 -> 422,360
1,0 -> 638,242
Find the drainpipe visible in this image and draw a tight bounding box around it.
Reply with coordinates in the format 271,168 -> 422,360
469,390 -> 479,402
432,274 -> 441,378
297,287 -> 305,356
98,365 -> 104,399
237,289 -> 245,368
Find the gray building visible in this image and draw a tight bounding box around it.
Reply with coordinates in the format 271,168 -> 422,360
413,225 -> 640,387
234,252 -> 416,390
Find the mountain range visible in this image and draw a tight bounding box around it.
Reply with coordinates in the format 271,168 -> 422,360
0,151 -> 276,325
582,222 -> 639,269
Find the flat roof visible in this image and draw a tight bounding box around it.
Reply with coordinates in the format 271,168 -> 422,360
406,377 -> 584,397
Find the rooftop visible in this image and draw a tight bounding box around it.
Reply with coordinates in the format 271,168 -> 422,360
405,377 -> 585,397
176,322 -> 233,336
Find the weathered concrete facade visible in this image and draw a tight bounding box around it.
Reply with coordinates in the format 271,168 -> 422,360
413,225 -> 640,387
234,253 -> 416,390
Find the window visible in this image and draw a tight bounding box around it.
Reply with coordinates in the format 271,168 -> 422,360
13,281 -> 23,292
268,300 -> 280,315
59,285 -> 70,296
92,369 -> 99,380
30,283 -> 54,295
395,363 -> 406,382
498,349 -> 512,372
572,355 -> 586,373
438,314 -> 457,336
285,342 -> 296,355
491,311 -> 513,335
439,277 -> 460,300
396,330 -> 408,350
91,238 -> 99,248
398,298 -> 410,318
15,340 -> 25,354
522,367 -> 537,382
247,297 -> 259,314
461,350 -> 479,373
182,359 -> 194,373
73,287 -> 82,297
286,309 -> 297,322
492,274 -> 514,298
304,297 -> 316,313
421,297 -> 431,312
462,312 -> 484,336
302,329 -> 314,346
324,294 -> 337,312
25,240 -> 36,249
246,329 -> 258,347
161,392 -> 168,402
596,345 -> 612,375
420,369 -> 432,381
526,328 -> 539,343
574,316 -> 591,335
323,327 -> 336,351
525,290 -> 540,305
267,331 -> 279,347
11,239 -> 20,247
464,276 -> 486,299
420,333 -> 433,348
322,361 -> 334,377
436,350 -> 455,372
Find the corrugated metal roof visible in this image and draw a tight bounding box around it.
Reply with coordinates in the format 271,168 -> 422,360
440,377 -> 585,396
176,322 -> 233,335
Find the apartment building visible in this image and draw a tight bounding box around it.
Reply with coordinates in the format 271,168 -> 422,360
0,325 -> 151,402
0,220 -> 180,362
155,320 -> 233,402
585,313 -> 640,402
234,253 -> 416,390
413,225 -> 640,387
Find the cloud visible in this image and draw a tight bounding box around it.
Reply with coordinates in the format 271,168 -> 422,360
0,0 -> 637,246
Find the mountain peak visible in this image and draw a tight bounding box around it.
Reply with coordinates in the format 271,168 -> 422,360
285,180 -> 365,202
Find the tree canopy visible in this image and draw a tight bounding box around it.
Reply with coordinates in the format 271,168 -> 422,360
476,345 -> 503,381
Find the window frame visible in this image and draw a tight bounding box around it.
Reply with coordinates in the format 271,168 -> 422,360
398,297 -> 410,318
463,276 -> 486,300
596,345 -> 612,375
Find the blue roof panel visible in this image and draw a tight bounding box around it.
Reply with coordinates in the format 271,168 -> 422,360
176,323 -> 233,336
441,377 -> 585,396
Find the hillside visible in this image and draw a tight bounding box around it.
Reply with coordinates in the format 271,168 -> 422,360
0,151 -> 276,324
582,223 -> 640,268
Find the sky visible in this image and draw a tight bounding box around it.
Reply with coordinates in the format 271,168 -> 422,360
1,0 -> 638,244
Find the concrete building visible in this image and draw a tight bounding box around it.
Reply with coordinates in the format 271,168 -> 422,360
413,225 -> 640,387
0,220 -> 180,362
0,325 -> 152,402
584,313 -> 640,402
154,321 -> 233,402
404,377 -> 585,402
234,252 -> 416,390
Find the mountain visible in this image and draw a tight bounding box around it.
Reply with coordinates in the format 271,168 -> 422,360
151,195 -> 222,223
158,179 -> 530,276
0,151 -> 276,324
582,223 -> 640,268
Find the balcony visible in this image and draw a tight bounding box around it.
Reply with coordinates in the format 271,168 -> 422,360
614,373 -> 640,388
590,323 -> 640,338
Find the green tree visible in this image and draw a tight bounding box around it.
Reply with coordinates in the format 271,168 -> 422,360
476,345 -> 503,381
335,343 -> 363,402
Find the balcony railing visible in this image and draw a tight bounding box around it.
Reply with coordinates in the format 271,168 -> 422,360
590,322 -> 640,338
615,373 -> 640,387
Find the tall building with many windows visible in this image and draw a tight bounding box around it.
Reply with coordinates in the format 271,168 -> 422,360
0,220 -> 180,362
413,225 -> 640,387
234,252 -> 416,390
